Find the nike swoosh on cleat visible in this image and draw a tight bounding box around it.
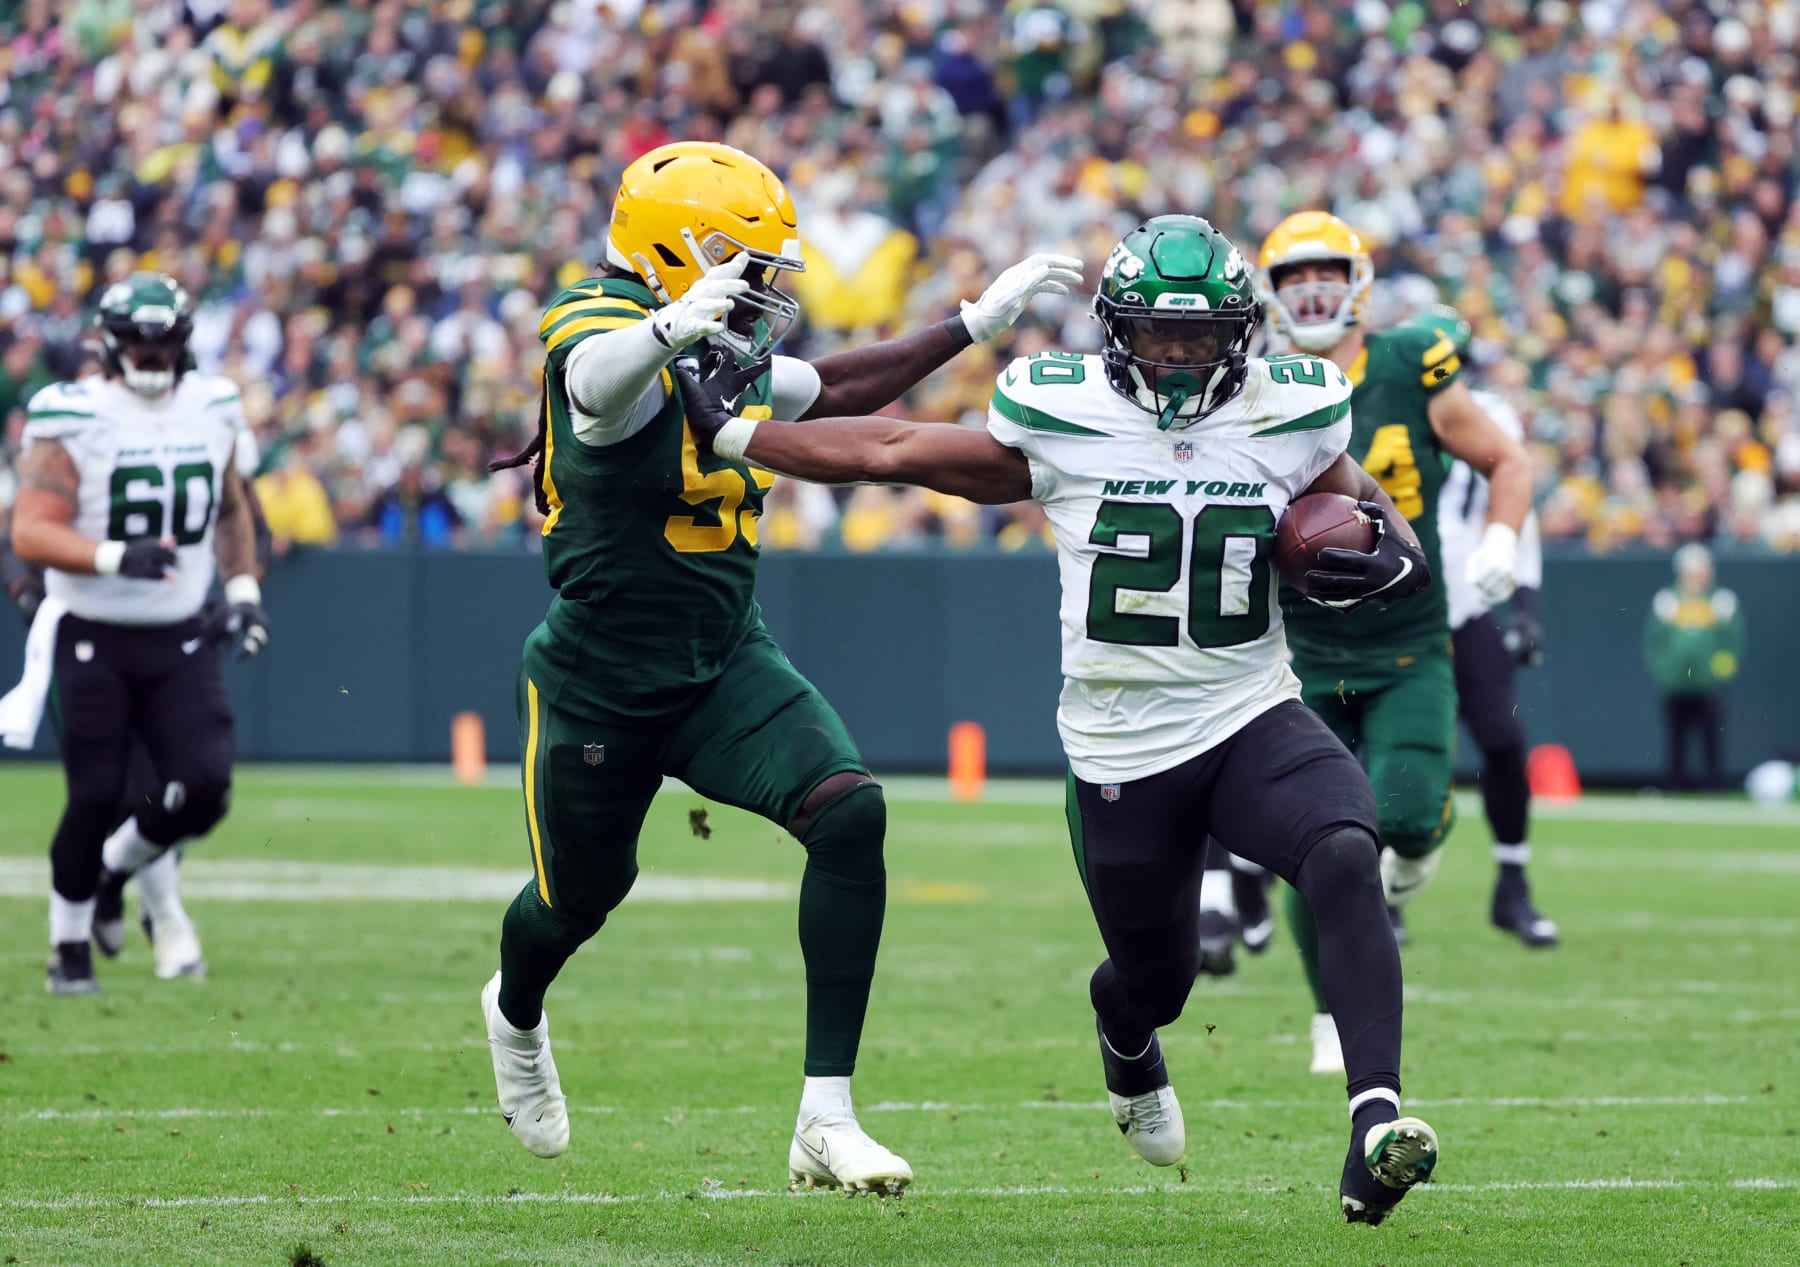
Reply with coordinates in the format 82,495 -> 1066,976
796,1133 -> 831,1167
503,1112 -> 516,1126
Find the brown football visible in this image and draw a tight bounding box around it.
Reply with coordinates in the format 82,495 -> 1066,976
1276,493 -> 1381,594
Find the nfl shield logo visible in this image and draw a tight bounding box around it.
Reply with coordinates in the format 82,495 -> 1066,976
583,743 -> 605,766
1173,441 -> 1194,463
1100,784 -> 1121,803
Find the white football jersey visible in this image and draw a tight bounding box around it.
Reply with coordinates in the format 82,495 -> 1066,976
23,373 -> 249,626
1438,388 -> 1542,629
988,352 -> 1353,783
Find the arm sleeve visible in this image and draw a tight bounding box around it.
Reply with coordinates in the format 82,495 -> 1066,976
562,322 -> 676,446
768,355 -> 823,421
1515,508 -> 1542,588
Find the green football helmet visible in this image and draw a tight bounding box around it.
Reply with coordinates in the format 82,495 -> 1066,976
96,272 -> 194,398
1403,304 -> 1472,353
1094,215 -> 1262,430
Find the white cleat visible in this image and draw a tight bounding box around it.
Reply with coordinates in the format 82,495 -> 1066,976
1309,1011 -> 1346,1076
1380,848 -> 1441,910
480,972 -> 569,1159
1108,1085 -> 1186,1166
151,916 -> 206,980
788,1114 -> 912,1196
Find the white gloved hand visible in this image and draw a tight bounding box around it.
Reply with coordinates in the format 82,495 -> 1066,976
959,252 -> 1086,342
650,253 -> 751,352
1466,521 -> 1520,607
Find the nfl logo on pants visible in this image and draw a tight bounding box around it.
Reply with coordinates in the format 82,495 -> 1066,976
1100,784 -> 1120,802
584,743 -> 605,766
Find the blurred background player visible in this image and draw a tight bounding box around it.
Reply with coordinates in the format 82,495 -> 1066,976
2,273 -> 270,994
1255,213 -> 1534,1076
1413,306 -> 1558,949
1645,544 -> 1744,791
478,140 -> 1079,1192
674,215 -> 1443,1226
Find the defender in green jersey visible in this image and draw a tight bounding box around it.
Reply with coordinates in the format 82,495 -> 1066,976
478,140 -> 1082,1191
1255,211 -> 1533,1076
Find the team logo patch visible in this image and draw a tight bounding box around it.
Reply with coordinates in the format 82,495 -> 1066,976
583,743 -> 605,766
1173,440 -> 1194,463
1100,784 -> 1121,803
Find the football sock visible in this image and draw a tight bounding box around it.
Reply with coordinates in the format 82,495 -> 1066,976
798,1075 -> 853,1121
796,781 -> 887,1078
1349,1087 -> 1403,1139
1293,828 -> 1403,1103
1284,884 -> 1328,1013
101,816 -> 162,876
133,848 -> 187,927
50,890 -> 96,944
1199,865 -> 1234,915
497,882 -> 590,1031
1480,743 -> 1530,847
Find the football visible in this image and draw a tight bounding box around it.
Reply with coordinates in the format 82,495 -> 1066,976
1276,493 -> 1381,594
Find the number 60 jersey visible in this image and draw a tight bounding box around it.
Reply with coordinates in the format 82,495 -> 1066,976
24,373 -> 251,626
987,351 -> 1353,783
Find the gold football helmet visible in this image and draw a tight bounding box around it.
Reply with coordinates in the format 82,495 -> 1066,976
1256,212 -> 1374,353
607,141 -> 805,359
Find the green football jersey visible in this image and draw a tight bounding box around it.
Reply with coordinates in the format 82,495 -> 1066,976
529,275 -> 776,719
1282,325 -> 1462,662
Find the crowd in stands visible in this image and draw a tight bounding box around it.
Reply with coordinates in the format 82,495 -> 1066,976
2,0 -> 1799,555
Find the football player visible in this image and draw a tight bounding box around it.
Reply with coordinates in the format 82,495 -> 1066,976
675,215 -> 1442,1225
1411,307 -> 1557,947
1254,213 -> 1533,1075
479,140 -> 1081,1195
5,273 -> 270,993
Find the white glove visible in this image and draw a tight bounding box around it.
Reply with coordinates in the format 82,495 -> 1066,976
1466,521 -> 1520,607
959,252 -> 1086,342
650,252 -> 750,352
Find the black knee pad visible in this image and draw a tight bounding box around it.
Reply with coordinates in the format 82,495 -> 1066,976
1294,825 -> 1382,900
797,779 -> 886,885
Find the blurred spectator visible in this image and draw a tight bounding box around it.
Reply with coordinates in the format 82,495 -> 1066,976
0,0 -> 1795,557
1644,545 -> 1744,790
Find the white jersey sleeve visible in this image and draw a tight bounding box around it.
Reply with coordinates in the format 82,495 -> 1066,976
29,374 -> 243,626
984,352 -> 1351,782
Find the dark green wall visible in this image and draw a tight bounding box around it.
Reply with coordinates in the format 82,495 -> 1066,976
2,550 -> 1794,783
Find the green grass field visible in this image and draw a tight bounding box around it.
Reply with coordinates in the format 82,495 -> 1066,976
2,764 -> 1797,1266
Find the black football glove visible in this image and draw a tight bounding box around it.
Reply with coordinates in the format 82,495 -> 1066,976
204,598 -> 271,660
119,540 -> 179,580
672,354 -> 769,453
1502,586 -> 1545,667
1304,502 -> 1432,610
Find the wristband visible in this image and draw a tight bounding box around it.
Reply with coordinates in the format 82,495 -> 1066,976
94,541 -> 125,575
712,416 -> 760,463
225,574 -> 263,606
945,313 -> 978,349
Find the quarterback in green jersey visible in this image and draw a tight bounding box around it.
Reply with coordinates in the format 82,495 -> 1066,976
1255,212 -> 1534,1077
478,140 -> 1081,1194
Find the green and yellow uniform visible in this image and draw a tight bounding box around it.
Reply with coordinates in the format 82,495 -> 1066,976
510,277 -> 878,1074
1281,325 -> 1465,857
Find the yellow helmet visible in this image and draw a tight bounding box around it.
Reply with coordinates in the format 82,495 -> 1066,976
607,141 -> 806,360
1256,211 -> 1374,353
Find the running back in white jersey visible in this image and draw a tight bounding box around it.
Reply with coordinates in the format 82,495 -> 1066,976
987,351 -> 1353,782
1438,387 -> 1542,629
23,373 -> 248,626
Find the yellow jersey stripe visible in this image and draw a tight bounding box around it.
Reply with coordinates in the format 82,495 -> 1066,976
1420,353 -> 1461,387
539,296 -> 648,338
524,678 -> 551,906
544,313 -> 646,353
539,395 -> 562,536
1421,334 -> 1457,368
1346,347 -> 1369,387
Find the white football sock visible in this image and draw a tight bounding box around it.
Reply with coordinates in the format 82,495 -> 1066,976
1199,867 -> 1234,915
50,891 -> 96,944
1493,842 -> 1530,866
102,816 -> 162,875
134,848 -> 189,927
1347,1086 -> 1402,1120
799,1075 -> 853,1121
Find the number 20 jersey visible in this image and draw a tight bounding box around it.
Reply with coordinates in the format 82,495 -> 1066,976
24,373 -> 248,626
986,353 -> 1352,783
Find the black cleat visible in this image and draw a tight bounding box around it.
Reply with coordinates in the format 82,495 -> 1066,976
1386,904 -> 1409,948
1233,868 -> 1275,953
47,941 -> 101,995
1492,892 -> 1559,948
1341,1116 -> 1439,1225
1197,909 -> 1238,977
92,867 -> 129,958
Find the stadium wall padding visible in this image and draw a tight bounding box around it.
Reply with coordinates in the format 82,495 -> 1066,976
2,551 -> 1795,784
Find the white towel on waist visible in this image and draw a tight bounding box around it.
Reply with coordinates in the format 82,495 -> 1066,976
0,595 -> 68,749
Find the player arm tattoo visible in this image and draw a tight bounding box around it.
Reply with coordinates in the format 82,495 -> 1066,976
1302,452 -> 1422,549
798,319 -> 974,419
214,463 -> 258,581
9,439 -> 110,573
744,416 -> 1034,505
